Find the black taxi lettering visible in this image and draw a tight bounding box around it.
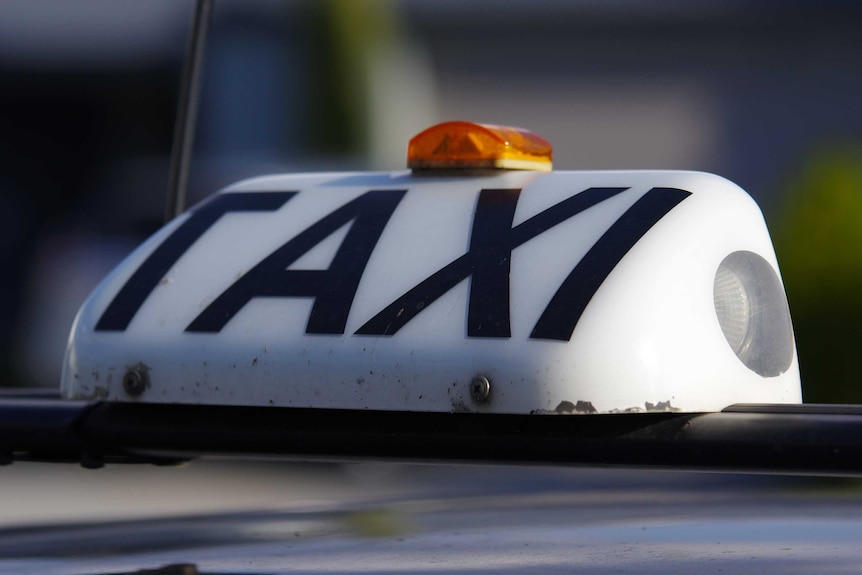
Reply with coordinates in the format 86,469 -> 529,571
358,187 -> 689,340
356,186 -> 628,337
531,187 -> 690,340
96,186 -> 690,341
186,189 -> 406,334
96,192 -> 294,331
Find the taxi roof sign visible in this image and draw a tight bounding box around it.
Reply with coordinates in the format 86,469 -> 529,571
60,169 -> 801,414
407,121 -> 553,171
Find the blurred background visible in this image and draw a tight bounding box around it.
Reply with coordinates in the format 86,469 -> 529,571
1,0 -> 861,402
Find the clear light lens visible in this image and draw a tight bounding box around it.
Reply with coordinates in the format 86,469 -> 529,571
714,264 -> 750,354
713,251 -> 794,377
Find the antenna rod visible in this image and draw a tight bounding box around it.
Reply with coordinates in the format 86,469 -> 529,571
165,0 -> 213,222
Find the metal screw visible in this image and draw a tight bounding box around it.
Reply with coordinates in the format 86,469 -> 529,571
470,375 -> 491,403
123,368 -> 147,397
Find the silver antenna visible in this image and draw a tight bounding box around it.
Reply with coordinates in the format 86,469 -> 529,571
165,0 -> 213,222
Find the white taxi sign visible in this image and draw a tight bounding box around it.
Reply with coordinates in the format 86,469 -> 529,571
61,169 -> 801,413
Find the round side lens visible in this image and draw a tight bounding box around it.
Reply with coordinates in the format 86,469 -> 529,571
713,251 -> 794,377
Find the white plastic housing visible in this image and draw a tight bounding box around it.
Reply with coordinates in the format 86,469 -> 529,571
62,170 -> 801,413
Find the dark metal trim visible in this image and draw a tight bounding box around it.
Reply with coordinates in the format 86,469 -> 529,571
2,397 -> 862,474
724,402 -> 862,415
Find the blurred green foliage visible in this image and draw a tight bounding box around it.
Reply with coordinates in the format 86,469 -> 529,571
772,145 -> 862,403
307,0 -> 401,157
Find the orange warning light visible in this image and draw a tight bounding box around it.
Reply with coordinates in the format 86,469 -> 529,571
407,121 -> 553,171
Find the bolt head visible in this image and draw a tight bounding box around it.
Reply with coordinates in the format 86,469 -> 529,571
123,369 -> 147,396
470,375 -> 491,403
